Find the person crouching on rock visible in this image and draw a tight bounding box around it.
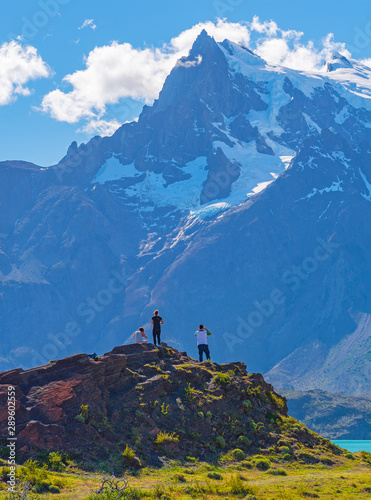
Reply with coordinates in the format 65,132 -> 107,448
151,309 -> 164,345
134,327 -> 147,343
195,324 -> 212,361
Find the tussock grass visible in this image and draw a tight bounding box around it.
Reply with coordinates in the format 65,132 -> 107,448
1,453 -> 370,499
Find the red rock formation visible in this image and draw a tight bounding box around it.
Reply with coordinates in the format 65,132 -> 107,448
0,343 -> 289,466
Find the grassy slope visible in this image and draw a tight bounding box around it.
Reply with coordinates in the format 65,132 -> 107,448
1,450 -> 371,499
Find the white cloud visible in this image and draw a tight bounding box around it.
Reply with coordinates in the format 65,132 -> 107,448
249,17 -> 351,73
78,118 -> 121,137
0,41 -> 51,105
39,19 -> 250,124
361,58 -> 371,68
79,19 -> 96,31
176,55 -> 202,68
39,17 -> 356,132
250,17 -> 279,36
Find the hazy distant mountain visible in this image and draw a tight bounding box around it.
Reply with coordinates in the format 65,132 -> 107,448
282,389 -> 371,439
1,31 -> 370,395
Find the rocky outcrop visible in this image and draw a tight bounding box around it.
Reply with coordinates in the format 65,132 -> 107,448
0,343 -> 333,467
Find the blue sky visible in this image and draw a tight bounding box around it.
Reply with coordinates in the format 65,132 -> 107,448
1,0 -> 371,166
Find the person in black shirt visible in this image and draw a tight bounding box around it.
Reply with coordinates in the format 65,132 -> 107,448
151,310 -> 163,345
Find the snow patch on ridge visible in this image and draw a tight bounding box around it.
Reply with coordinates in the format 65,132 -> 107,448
124,156 -> 209,210
303,113 -> 321,134
220,39 -> 371,112
304,178 -> 344,199
212,135 -> 293,206
220,41 -> 325,99
93,156 -> 140,184
190,202 -> 231,219
359,168 -> 371,201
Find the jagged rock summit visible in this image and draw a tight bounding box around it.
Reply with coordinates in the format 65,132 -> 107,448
0,344 -> 342,467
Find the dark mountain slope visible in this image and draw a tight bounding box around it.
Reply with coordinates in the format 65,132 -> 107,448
0,32 -> 370,397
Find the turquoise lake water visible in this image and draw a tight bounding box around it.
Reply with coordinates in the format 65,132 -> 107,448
332,440 -> 371,453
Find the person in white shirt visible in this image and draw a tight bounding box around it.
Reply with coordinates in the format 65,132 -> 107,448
134,327 -> 147,343
195,324 -> 212,361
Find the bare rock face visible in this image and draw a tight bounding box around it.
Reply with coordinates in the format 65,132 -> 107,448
0,343 -> 325,466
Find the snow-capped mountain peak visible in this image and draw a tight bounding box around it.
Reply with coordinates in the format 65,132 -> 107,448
326,51 -> 353,72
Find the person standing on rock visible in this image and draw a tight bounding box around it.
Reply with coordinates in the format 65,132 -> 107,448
133,327 -> 147,343
195,324 -> 212,362
151,310 -> 164,345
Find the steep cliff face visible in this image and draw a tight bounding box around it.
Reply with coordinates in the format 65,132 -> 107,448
0,343 -> 338,467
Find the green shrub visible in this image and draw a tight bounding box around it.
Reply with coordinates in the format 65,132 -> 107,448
254,458 -> 271,470
53,478 -> 64,488
266,411 -> 283,424
207,472 -> 223,480
232,449 -> 245,461
48,451 -> 65,471
121,445 -> 136,464
240,460 -> 253,469
267,469 -> 287,476
173,473 -> 186,482
297,452 -> 317,464
154,431 -> 179,445
131,428 -> 141,446
242,400 -> 251,411
49,485 -> 61,494
227,475 -> 255,496
74,404 -> 89,423
279,446 -> 291,455
0,466 -> 11,481
160,403 -> 169,415
197,412 -> 204,419
153,484 -> 165,498
283,453 -> 292,461
213,373 -> 232,386
33,480 -> 51,493
19,459 -> 49,486
238,436 -> 251,447
184,383 -> 196,399
267,391 -> 285,408
215,436 -> 226,449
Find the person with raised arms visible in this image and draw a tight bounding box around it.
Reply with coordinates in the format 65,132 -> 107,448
195,324 -> 212,362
